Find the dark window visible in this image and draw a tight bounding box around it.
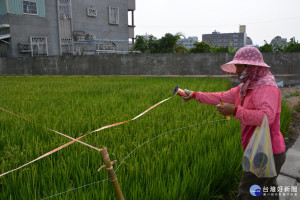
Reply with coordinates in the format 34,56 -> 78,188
23,1 -> 37,15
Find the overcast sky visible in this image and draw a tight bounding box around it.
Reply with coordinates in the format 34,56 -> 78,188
133,0 -> 300,46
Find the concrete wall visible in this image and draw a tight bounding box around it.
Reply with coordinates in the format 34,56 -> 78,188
0,53 -> 299,81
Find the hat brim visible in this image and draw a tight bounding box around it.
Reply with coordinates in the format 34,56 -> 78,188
220,60 -> 271,73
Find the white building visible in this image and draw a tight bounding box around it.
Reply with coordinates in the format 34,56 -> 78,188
177,36 -> 198,49
270,36 -> 288,47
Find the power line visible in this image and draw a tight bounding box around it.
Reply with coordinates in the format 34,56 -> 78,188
136,16 -> 300,29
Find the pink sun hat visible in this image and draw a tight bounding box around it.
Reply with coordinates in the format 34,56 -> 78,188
220,46 -> 271,73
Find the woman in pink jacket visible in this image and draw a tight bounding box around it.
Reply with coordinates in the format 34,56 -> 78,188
184,46 -> 286,199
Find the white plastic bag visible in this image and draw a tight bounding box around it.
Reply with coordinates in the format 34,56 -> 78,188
241,115 -> 277,178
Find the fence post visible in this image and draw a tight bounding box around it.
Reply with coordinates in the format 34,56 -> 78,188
101,147 -> 124,200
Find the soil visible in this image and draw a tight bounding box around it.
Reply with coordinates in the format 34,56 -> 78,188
280,85 -> 300,149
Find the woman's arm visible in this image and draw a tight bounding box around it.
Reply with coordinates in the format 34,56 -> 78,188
192,86 -> 239,105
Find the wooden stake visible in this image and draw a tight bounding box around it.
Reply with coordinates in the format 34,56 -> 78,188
101,147 -> 124,200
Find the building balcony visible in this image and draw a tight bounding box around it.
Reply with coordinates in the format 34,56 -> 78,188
128,0 -> 135,11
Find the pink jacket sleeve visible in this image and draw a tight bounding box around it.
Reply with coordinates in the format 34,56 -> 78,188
235,86 -> 280,126
193,86 -> 239,105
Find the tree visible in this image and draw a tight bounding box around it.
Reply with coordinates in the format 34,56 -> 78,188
211,45 -> 229,53
133,35 -> 148,53
259,41 -> 273,52
133,33 -> 181,53
272,43 -> 285,53
175,45 -> 188,53
284,37 -> 300,52
189,41 -> 211,53
157,33 -> 181,53
147,35 -> 159,53
228,42 -> 238,53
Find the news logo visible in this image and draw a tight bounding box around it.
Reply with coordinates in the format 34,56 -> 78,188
250,185 -> 262,196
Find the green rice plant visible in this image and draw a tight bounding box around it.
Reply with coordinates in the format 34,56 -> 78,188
280,101 -> 292,137
0,76 -> 292,200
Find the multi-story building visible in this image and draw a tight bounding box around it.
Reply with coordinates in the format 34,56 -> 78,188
177,36 -> 198,49
0,0 -> 136,57
202,25 -> 252,49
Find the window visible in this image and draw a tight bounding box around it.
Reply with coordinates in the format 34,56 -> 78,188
23,1 -> 37,15
109,6 -> 119,25
30,36 -> 48,56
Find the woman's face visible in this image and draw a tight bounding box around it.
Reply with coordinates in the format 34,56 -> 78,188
235,64 -> 246,77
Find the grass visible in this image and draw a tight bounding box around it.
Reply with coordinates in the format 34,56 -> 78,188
283,91 -> 300,99
280,101 -> 293,137
0,76 -> 292,200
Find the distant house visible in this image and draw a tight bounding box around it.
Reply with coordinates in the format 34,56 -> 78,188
202,25 -> 253,49
0,0 -> 136,57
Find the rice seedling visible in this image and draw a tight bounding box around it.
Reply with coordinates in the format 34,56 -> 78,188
0,76 -> 292,199
280,101 -> 292,137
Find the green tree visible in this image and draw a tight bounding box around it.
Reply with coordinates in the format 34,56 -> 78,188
211,45 -> 229,53
157,33 -> 181,53
147,35 -> 159,53
259,41 -> 273,52
228,42 -> 238,53
284,37 -> 300,52
133,35 -> 148,53
175,45 -> 188,53
133,33 -> 181,53
189,41 -> 212,53
272,43 -> 285,53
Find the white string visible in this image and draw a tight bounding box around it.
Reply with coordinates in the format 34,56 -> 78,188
115,118 -> 229,173
41,178 -> 110,200
41,118 -> 233,199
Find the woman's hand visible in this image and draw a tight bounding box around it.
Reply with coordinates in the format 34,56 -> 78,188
216,103 -> 235,116
183,91 -> 194,102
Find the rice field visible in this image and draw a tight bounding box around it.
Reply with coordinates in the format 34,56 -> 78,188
0,76 -> 292,199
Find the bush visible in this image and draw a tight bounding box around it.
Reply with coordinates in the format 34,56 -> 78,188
284,37 -> 300,52
189,41 -> 212,53
259,41 -> 273,52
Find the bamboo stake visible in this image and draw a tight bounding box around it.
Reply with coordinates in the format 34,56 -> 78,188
101,147 -> 124,200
